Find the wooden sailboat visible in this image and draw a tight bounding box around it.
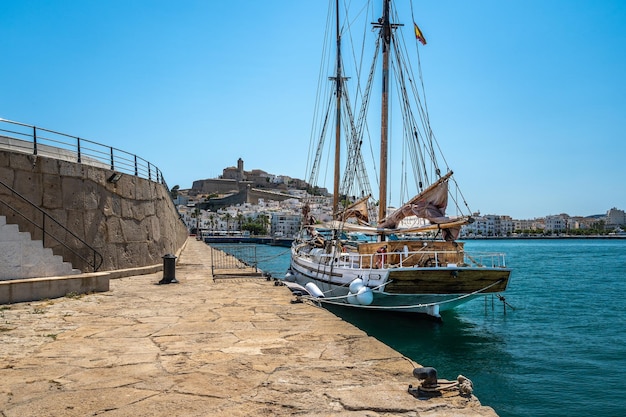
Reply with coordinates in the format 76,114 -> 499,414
287,0 -> 511,318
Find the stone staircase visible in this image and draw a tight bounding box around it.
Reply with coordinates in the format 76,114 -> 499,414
0,215 -> 80,280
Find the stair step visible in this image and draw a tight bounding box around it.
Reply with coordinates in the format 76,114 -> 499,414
0,218 -> 81,279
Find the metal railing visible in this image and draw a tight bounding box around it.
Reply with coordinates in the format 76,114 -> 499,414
0,118 -> 166,184
303,248 -> 508,269
0,178 -> 103,272
209,245 -> 264,280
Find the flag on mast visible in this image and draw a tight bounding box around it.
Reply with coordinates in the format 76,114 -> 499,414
414,22 -> 427,45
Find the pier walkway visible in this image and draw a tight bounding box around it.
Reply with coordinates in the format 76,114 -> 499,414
0,238 -> 496,416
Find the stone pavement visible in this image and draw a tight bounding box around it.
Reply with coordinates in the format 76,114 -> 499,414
0,238 -> 498,416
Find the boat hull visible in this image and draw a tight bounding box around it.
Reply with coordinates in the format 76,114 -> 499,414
288,250 -> 511,317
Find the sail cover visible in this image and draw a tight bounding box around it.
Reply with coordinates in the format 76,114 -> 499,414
337,195 -> 370,225
378,172 -> 461,239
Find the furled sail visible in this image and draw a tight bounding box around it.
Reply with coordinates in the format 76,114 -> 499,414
337,195 -> 371,225
377,171 -> 465,240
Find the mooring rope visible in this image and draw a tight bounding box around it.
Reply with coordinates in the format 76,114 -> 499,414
303,279 -> 504,310
256,248 -> 291,263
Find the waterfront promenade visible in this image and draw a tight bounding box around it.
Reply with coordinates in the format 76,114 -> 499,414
0,238 -> 497,416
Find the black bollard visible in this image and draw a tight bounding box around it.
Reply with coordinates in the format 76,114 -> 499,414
158,254 -> 178,284
413,367 -> 438,388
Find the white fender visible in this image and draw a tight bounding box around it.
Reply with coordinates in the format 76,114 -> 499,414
305,282 -> 325,298
356,286 -> 373,305
426,304 -> 441,318
349,278 -> 364,294
347,291 -> 360,305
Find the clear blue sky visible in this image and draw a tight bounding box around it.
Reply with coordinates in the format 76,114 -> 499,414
2,0 -> 625,219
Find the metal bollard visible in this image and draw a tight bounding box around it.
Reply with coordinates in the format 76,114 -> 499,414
158,254 -> 178,284
413,367 -> 438,388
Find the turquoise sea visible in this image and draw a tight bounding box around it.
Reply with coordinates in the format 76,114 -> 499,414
213,239 -> 626,417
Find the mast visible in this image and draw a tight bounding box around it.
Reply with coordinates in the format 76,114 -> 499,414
378,0 -> 391,222
332,0 -> 342,218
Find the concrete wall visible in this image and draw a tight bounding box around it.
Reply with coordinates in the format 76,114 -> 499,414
0,150 -> 188,272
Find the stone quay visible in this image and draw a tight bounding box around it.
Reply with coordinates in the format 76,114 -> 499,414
0,237 -> 497,416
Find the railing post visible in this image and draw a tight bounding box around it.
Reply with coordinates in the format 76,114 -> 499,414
148,162 -> 152,181
42,211 -> 46,247
33,126 -> 38,155
110,147 -> 114,170
77,137 -> 82,163
134,155 -> 138,176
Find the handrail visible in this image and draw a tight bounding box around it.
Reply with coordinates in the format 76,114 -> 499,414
307,247 -> 507,269
0,178 -> 103,272
0,118 -> 167,186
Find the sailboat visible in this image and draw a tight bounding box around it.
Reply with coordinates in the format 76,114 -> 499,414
286,0 -> 511,318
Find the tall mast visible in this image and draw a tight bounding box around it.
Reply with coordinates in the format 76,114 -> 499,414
378,0 -> 391,222
332,0 -> 342,218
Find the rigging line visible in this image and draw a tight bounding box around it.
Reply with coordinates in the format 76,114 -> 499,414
405,63 -> 449,191
344,0 -> 370,148
390,5 -> 443,180
306,2 -> 333,186
340,88 -> 371,200
404,17 -> 455,177
341,6 -> 378,206
309,93 -> 334,187
356,37 -> 382,197
406,1 -> 435,144
450,176 -> 473,214
307,0 -> 336,183
392,28 -> 438,182
390,41 -> 428,191
394,61 -> 422,188
321,100 -> 334,193
388,21 -> 429,180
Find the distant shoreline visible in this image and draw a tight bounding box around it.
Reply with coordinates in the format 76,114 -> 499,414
202,234 -> 625,246
202,236 -> 293,247
461,235 -> 626,240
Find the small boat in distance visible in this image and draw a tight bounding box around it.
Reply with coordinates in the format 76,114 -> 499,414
287,0 -> 511,319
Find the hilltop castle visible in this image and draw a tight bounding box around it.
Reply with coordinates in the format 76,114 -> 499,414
187,158 -> 320,211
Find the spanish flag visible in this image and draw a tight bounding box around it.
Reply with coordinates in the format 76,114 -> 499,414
414,22 -> 427,45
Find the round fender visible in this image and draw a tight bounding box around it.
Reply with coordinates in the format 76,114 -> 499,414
349,278 -> 364,294
356,286 -> 373,305
305,282 -> 325,298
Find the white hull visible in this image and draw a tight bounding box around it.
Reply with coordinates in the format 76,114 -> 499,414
288,243 -> 511,318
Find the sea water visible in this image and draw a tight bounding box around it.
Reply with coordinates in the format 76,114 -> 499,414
213,240 -> 626,417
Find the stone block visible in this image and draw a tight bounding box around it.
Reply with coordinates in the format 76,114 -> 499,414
102,195 -> 121,217
39,157 -> 61,175
9,152 -> 37,171
62,177 -> 84,209
59,160 -> 84,177
120,218 -> 144,242
85,166 -> 105,184
42,174 -> 63,208
107,217 -> 125,243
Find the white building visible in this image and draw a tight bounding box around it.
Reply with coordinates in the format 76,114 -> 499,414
270,213 -> 302,237
463,214 -> 513,237
606,207 -> 626,227
544,215 -> 567,232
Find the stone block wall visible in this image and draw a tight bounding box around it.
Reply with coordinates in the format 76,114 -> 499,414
0,150 -> 188,272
